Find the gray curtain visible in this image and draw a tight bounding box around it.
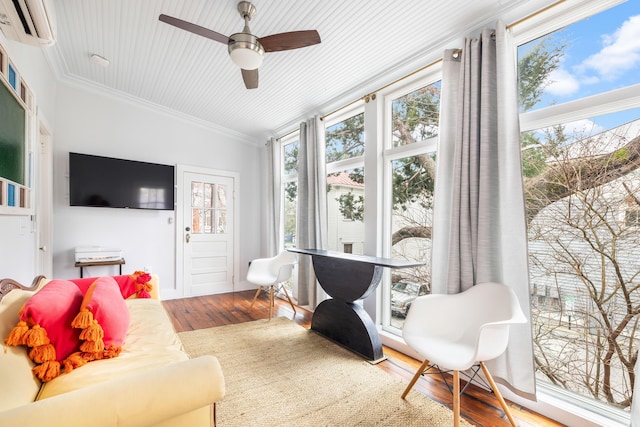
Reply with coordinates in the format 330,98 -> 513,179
432,23 -> 536,399
265,137 -> 281,256
296,116 -> 328,307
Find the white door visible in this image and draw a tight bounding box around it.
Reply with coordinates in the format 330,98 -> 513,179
181,170 -> 235,296
36,123 -> 53,277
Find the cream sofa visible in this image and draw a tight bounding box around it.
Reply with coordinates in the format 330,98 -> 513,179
0,275 -> 225,427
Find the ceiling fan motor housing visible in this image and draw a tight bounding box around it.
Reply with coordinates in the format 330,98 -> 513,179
228,32 -> 264,70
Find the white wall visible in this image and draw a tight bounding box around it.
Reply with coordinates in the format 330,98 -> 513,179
0,35 -> 57,284
51,82 -> 264,296
0,33 -> 266,293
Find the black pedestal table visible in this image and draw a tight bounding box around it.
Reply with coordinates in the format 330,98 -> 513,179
287,248 -> 423,363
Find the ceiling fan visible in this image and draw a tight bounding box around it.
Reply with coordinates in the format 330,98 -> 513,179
159,1 -> 321,89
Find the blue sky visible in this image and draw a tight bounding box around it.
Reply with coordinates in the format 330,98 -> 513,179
519,0 -> 640,136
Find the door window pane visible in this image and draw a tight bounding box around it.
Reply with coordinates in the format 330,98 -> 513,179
203,183 -> 213,208
191,181 -> 227,234
216,184 -> 227,208
191,182 -> 203,206
216,211 -> 227,234
192,209 -> 203,233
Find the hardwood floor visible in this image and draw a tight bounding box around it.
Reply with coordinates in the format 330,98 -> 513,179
163,290 -> 565,427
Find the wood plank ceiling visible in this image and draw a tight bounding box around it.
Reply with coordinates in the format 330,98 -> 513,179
46,0 -> 555,142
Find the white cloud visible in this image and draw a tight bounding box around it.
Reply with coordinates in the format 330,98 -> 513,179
579,14 -> 640,79
545,67 -> 580,96
562,119 -> 605,138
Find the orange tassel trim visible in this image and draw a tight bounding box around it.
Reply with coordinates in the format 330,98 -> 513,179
24,325 -> 50,347
132,271 -> 153,298
29,343 -> 56,364
79,319 -> 104,341
71,308 -> 94,329
80,337 -> 105,353
103,344 -> 122,359
4,320 -> 29,346
5,319 -> 63,382
32,360 -> 61,382
74,316 -> 110,360
62,351 -> 88,373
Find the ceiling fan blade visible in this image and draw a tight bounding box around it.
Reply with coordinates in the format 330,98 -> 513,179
242,69 -> 259,89
159,14 -> 229,44
259,30 -> 321,52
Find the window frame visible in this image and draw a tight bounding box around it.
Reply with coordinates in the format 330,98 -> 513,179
379,67 -> 442,336
324,105 -> 366,254
512,1 -> 638,424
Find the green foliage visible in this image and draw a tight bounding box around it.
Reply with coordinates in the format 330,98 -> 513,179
392,84 -> 441,146
284,181 -> 296,203
283,142 -> 298,175
518,35 -> 566,112
521,132 -> 547,178
612,147 -> 629,162
324,36 -> 566,217
392,156 -> 435,211
325,113 -> 365,162
337,192 -> 364,221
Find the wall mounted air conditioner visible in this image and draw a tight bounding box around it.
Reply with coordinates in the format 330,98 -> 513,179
0,0 -> 55,47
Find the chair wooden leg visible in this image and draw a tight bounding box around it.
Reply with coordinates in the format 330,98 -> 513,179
269,286 -> 274,320
453,370 -> 460,427
402,359 -> 431,399
281,284 -> 297,316
213,402 -> 217,427
249,286 -> 263,310
480,361 -> 517,427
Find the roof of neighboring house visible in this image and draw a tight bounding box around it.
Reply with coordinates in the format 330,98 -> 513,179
327,172 -> 364,188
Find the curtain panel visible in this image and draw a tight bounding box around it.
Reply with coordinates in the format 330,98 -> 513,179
432,23 -> 536,399
295,116 -> 328,308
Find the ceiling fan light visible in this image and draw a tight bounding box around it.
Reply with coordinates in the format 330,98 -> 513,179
228,33 -> 264,70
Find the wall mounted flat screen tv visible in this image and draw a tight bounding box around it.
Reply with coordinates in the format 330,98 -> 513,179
69,152 -> 175,210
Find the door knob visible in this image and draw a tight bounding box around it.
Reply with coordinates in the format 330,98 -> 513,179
39,246 -> 47,251
186,233 -> 190,243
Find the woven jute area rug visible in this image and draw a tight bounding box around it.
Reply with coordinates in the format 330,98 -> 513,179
178,317 -> 474,427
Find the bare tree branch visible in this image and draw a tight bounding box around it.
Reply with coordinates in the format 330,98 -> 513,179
524,135 -> 640,224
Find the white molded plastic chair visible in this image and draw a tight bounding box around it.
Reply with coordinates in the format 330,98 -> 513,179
247,251 -> 297,320
401,282 -> 527,427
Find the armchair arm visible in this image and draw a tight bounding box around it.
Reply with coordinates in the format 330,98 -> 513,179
0,356 -> 225,427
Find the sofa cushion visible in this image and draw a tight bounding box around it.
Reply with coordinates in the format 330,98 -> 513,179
69,276 -> 130,365
38,298 -> 186,400
0,289 -> 41,411
5,280 -> 83,382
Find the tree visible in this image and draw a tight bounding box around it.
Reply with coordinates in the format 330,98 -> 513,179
528,129 -> 640,407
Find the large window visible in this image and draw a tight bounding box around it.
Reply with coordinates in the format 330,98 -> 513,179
383,79 -> 441,332
517,0 -> 640,411
276,1 -> 639,421
282,137 -> 299,248
325,110 -> 365,254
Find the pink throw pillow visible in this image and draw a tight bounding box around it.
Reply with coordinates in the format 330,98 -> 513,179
4,280 -> 83,382
70,276 -> 130,365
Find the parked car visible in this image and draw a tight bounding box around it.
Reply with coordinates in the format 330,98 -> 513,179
391,282 -> 429,318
